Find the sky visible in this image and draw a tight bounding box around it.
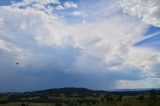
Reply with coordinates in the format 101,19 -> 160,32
0,0 -> 160,92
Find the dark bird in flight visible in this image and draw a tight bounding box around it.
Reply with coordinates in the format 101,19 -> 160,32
16,62 -> 19,65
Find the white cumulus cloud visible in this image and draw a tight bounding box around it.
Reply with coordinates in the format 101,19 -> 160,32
22,0 -> 60,5
119,0 -> 160,27
64,1 -> 77,8
0,0 -> 160,90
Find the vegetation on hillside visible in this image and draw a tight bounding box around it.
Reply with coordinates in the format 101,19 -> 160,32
0,88 -> 160,106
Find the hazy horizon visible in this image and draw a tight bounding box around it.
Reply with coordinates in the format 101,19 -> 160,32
0,0 -> 160,92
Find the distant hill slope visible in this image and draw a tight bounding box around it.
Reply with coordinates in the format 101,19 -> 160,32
30,87 -> 107,97
21,87 -> 160,97
1,87 -> 160,96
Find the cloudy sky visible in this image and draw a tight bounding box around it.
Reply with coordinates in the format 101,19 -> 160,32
0,0 -> 160,92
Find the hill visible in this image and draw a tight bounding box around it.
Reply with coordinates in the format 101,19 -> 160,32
0,87 -> 160,106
